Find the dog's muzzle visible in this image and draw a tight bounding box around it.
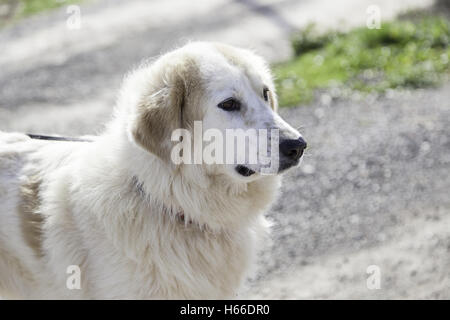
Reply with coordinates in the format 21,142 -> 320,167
278,137 -> 307,172
234,137 -> 307,177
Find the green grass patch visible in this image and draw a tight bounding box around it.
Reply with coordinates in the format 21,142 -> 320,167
21,0 -> 81,16
0,0 -> 84,26
275,16 -> 450,107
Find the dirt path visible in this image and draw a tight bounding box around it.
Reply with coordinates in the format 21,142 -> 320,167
247,213 -> 450,299
244,84 -> 450,299
0,0 -> 432,112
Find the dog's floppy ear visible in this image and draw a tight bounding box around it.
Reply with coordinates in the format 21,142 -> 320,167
130,62 -> 188,162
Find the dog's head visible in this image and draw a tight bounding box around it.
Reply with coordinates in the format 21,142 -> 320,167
125,42 -> 306,182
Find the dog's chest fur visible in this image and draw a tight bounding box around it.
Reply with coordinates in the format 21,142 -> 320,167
0,134 -> 275,299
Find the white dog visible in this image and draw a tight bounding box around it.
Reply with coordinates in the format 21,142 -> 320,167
0,42 -> 306,299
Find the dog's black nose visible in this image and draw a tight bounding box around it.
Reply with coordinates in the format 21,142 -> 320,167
279,137 -> 307,161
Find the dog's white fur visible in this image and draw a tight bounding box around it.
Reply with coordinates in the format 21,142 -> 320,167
0,42 -> 301,299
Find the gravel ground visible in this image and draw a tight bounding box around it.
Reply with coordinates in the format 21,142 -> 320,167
245,85 -> 450,299
0,0 -> 448,299
0,0 -> 433,111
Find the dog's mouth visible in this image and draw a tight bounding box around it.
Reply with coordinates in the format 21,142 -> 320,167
235,165 -> 256,177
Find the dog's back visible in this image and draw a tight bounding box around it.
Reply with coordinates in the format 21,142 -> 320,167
0,132 -> 40,298
0,132 -> 85,298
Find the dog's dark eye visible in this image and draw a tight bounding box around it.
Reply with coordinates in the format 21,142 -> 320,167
218,98 -> 241,111
263,87 -> 269,102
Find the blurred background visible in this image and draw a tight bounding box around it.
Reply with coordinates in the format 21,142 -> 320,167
0,0 -> 448,299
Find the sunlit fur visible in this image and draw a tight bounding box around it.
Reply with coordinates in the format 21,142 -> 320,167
0,42 -> 300,299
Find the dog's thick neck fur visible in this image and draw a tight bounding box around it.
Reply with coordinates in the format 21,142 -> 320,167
58,125 -> 280,298
97,121 -> 280,234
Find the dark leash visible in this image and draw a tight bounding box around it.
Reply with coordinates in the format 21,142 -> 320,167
26,134 -> 93,142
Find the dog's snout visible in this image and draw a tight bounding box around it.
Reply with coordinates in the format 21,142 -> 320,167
279,137 -> 307,161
